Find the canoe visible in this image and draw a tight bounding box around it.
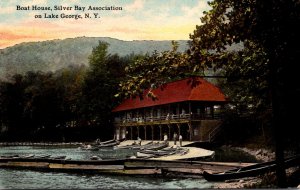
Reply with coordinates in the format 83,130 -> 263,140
116,141 -> 153,150
136,152 -> 155,159
0,155 -> 19,159
96,141 -> 120,148
50,155 -> 67,160
80,146 -> 99,151
203,155 -> 300,181
98,139 -> 116,145
137,147 -> 190,159
90,156 -> 102,160
139,141 -> 154,149
138,149 -> 176,157
96,138 -> 126,145
80,141 -> 120,150
34,154 -> 51,159
145,142 -> 169,151
21,154 -> 35,158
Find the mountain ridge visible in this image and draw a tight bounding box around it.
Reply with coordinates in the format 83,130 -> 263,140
0,37 -> 189,79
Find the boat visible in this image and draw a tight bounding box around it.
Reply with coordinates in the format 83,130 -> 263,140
0,155 -> 19,159
138,149 -> 176,157
34,154 -> 51,159
80,141 -> 120,150
50,155 -> 67,160
136,152 -> 155,159
96,139 -> 114,145
116,141 -> 153,150
20,154 -> 35,158
203,155 -> 300,181
145,141 -> 169,151
96,141 -> 120,148
137,147 -> 190,159
94,138 -> 126,145
80,145 -> 99,151
90,156 -> 102,160
139,141 -> 154,149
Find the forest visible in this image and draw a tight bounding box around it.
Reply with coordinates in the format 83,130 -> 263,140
0,42 -> 137,142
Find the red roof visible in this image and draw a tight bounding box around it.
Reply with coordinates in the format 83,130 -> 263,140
112,77 -> 227,112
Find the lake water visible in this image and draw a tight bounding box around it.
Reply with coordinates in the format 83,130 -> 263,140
0,146 -> 213,189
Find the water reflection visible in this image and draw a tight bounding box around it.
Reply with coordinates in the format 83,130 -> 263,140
0,169 -> 212,189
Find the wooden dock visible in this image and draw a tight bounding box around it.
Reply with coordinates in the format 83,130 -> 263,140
117,140 -> 214,161
0,140 -> 254,176
0,156 -> 256,176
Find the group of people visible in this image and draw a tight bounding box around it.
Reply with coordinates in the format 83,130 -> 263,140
134,132 -> 183,147
163,133 -> 183,146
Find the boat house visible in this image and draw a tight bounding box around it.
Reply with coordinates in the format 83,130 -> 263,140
113,77 -> 227,142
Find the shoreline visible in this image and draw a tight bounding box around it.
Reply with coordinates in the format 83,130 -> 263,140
212,146 -> 274,188
212,146 -> 300,189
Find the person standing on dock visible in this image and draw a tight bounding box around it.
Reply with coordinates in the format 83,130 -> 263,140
173,133 -> 178,145
163,133 -> 168,143
137,137 -> 142,145
179,135 -> 182,147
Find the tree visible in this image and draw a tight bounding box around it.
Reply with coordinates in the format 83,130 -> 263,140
0,75 -> 26,137
80,41 -> 130,139
118,41 -> 192,100
188,1 -> 300,186
54,65 -> 86,128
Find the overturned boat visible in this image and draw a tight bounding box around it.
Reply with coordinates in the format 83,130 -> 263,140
203,155 -> 300,181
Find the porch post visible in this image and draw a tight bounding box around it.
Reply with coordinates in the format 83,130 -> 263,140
151,125 -> 154,141
144,126 -> 147,140
189,101 -> 192,120
168,124 -> 171,141
177,123 -> 181,136
159,125 -> 162,141
188,123 -> 192,141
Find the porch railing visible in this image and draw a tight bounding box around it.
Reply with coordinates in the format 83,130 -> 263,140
114,113 -> 222,125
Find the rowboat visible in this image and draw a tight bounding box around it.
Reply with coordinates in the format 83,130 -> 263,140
203,155 -> 300,181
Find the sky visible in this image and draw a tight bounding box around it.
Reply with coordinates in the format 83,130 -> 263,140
0,0 -> 211,49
